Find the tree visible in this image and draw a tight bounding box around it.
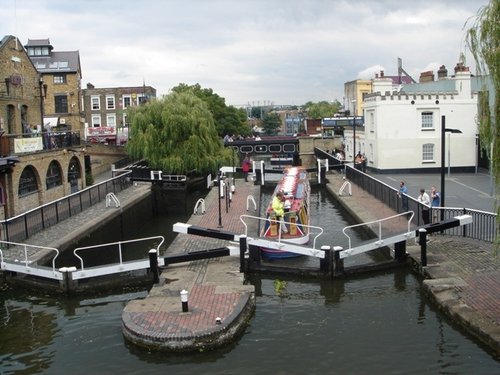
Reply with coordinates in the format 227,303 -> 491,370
171,83 -> 249,137
304,100 -> 342,119
465,0 -> 499,247
126,91 -> 233,175
261,112 -> 281,135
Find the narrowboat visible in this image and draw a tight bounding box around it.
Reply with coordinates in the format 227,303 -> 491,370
260,167 -> 310,259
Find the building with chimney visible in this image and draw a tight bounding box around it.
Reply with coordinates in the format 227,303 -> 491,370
343,61 -> 482,173
24,38 -> 83,135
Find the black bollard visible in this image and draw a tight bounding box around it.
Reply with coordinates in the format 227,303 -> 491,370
320,245 -> 333,277
180,289 -> 189,312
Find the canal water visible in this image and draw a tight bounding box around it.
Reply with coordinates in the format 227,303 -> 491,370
0,187 -> 498,374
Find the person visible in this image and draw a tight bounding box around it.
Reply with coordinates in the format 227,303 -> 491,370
417,188 -> 431,224
242,154 -> 251,182
397,181 -> 409,212
354,152 -> 363,170
271,191 -> 288,233
430,186 -> 441,223
361,153 -> 367,172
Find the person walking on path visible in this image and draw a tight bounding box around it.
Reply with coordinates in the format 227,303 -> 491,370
242,154 -> 251,182
397,181 -> 409,212
417,188 -> 431,224
430,186 -> 440,223
272,191 -> 288,233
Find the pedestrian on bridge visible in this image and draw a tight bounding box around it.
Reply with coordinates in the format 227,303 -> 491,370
397,181 -> 409,212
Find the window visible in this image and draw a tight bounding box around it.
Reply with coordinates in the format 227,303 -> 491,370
54,95 -> 68,113
91,96 -> 100,110
106,114 -> 116,127
421,111 -> 434,129
138,95 -> 148,105
106,95 -> 115,110
18,166 -> 38,197
53,75 -> 66,84
123,114 -> 129,126
46,161 -> 62,189
123,95 -> 131,108
91,115 -> 101,127
422,143 -> 434,161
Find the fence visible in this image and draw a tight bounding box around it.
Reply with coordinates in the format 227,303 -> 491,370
344,165 -> 497,242
0,170 -> 133,243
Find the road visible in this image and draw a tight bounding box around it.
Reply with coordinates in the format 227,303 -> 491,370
368,171 -> 495,213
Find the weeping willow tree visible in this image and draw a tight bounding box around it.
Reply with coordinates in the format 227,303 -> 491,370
126,91 -> 233,175
465,0 -> 499,248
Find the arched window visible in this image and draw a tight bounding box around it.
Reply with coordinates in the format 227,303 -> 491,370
46,160 -> 63,189
18,166 -> 39,197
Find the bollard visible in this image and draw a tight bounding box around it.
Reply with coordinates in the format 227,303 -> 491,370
180,289 -> 189,312
149,249 -> 159,284
59,266 -> 77,294
419,228 -> 428,267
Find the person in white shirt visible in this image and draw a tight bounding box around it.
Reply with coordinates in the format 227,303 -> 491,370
417,188 -> 431,224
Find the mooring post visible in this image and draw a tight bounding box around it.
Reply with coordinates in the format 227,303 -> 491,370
418,228 -> 428,267
320,245 -> 333,277
149,249 -> 159,284
333,246 -> 344,276
394,240 -> 407,262
239,235 -> 247,273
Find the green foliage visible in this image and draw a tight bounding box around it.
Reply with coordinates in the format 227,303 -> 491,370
305,100 -> 343,119
126,91 -> 233,175
171,83 -> 250,137
262,112 -> 281,135
273,279 -> 287,295
465,0 -> 499,249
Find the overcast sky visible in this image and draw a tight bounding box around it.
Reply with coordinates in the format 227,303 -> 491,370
4,0 -> 488,107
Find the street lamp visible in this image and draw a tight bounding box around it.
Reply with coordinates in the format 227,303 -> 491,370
440,115 -> 462,220
352,99 -> 356,165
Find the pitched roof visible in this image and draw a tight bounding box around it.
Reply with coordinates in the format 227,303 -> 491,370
30,50 -> 81,73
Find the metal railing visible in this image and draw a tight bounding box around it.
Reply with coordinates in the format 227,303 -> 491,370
344,165 -> 497,242
0,170 -> 133,243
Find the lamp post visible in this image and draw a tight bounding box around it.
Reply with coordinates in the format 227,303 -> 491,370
440,115 -> 462,220
352,99 -> 356,165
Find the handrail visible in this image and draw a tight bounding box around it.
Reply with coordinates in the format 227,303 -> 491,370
246,195 -> 257,211
193,198 -> 206,215
342,211 -> 415,250
106,193 -> 120,207
239,214 -> 324,249
73,235 -> 165,270
0,240 -> 59,274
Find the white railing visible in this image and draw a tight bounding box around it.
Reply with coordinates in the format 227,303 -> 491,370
0,241 -> 61,279
339,212 -> 415,259
73,235 -> 165,271
193,198 -> 206,215
239,214 -> 324,250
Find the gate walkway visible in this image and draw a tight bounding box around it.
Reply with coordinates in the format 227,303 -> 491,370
326,171 -> 500,354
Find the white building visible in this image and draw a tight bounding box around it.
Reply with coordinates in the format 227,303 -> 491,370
344,63 -> 482,173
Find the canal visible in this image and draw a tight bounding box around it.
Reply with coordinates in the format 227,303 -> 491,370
0,187 -> 498,374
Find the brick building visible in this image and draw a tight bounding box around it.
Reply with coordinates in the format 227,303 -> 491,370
0,35 -> 85,219
24,38 -> 83,136
82,83 -> 156,144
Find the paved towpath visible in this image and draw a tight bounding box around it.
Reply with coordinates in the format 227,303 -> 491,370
326,171 -> 500,355
122,180 -> 260,351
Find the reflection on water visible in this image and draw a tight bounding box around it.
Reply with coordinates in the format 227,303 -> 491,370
1,187 -> 498,374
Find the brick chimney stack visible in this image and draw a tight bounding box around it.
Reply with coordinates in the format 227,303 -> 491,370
437,65 -> 448,80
